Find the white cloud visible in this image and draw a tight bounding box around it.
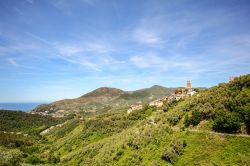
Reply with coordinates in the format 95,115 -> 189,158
52,40 -> 124,71
86,42 -> 111,54
54,44 -> 83,57
7,58 -> 18,66
130,54 -> 163,68
133,29 -> 161,45
129,52 -> 208,76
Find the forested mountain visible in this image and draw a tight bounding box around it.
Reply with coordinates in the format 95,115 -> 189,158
1,74 -> 250,165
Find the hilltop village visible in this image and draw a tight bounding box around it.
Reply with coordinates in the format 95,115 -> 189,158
127,80 -> 197,114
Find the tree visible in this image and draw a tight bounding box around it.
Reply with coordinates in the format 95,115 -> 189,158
213,112 -> 241,133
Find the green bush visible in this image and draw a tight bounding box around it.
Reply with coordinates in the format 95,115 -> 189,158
184,110 -> 203,127
0,147 -> 23,166
161,139 -> 186,164
177,74 -> 250,134
171,139 -> 185,155
213,112 -> 241,133
26,154 -> 43,164
161,147 -> 176,163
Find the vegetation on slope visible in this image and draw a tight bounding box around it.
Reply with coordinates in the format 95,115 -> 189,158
0,110 -> 67,136
45,107 -> 155,159
174,74 -> 250,134
0,74 -> 250,165
44,109 -> 250,166
119,85 -> 176,103
0,110 -> 70,165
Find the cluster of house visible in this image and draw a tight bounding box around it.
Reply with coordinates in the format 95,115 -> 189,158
149,80 -> 197,107
127,80 -> 197,114
31,109 -> 66,117
31,110 -> 50,116
127,104 -> 143,114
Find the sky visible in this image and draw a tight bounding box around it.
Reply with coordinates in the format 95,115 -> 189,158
0,0 -> 250,102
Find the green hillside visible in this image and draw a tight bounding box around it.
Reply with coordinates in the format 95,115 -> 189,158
176,74 -> 250,134
118,85 -> 176,104
0,74 -> 250,165
0,110 -> 67,136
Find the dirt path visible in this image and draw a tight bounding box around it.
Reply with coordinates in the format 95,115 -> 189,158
171,126 -> 250,138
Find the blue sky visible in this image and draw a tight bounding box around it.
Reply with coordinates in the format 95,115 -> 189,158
0,0 -> 250,102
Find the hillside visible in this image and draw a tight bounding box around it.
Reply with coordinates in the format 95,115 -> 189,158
0,110 -> 67,135
38,75 -> 249,165
32,85 -> 176,116
174,74 -> 250,134
1,74 -> 250,165
119,85 -> 176,103
0,110 -> 68,154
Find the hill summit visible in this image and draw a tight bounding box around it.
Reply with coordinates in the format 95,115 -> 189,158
32,85 -> 177,116
83,87 -> 125,98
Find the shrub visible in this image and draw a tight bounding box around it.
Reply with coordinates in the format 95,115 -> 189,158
26,154 -> 43,164
161,139 -> 186,164
113,147 -> 124,161
161,147 -> 176,163
213,112 -> 241,133
171,139 -> 185,155
0,147 -> 23,166
184,110 -> 203,127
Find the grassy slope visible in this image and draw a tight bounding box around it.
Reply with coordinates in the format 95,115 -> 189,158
176,132 -> 250,166
43,109 -> 250,166
1,107 -> 250,165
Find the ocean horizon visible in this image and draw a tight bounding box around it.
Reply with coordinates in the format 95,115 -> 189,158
0,102 -> 47,112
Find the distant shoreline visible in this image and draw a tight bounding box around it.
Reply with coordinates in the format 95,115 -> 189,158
0,102 -> 47,112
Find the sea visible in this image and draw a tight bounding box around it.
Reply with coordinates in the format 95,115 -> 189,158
0,102 -> 46,112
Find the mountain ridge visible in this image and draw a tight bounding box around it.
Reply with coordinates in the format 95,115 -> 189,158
31,85 -> 177,115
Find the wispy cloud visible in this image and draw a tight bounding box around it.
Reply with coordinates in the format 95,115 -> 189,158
25,0 -> 33,4
50,0 -> 96,14
12,7 -> 24,15
133,29 -> 161,45
54,44 -> 83,57
130,53 -> 163,68
7,58 -> 18,66
52,39 -> 124,71
80,0 -> 96,6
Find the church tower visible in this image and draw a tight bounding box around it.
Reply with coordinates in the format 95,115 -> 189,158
186,80 -> 191,90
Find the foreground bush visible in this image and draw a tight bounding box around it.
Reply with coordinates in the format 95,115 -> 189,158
161,139 -> 186,164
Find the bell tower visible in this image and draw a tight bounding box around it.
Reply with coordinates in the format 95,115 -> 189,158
186,80 -> 191,90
